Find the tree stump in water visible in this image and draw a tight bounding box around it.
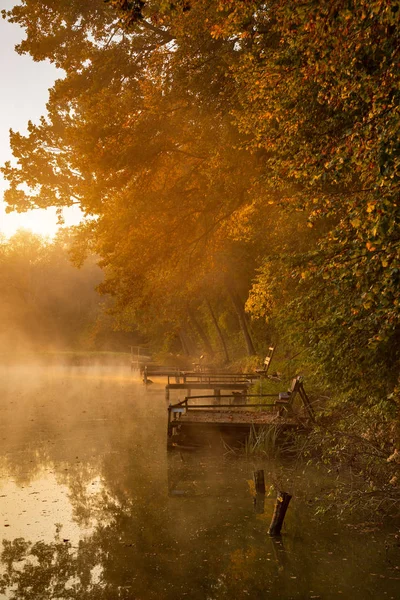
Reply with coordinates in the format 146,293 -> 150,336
268,491 -> 292,536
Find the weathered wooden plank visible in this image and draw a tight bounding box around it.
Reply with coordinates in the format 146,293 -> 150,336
166,382 -> 249,390
165,381 -> 250,401
175,411 -> 297,426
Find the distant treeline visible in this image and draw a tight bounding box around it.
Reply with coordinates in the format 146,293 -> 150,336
0,230 -> 138,355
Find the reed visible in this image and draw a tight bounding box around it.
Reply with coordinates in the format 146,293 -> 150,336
244,424 -> 283,457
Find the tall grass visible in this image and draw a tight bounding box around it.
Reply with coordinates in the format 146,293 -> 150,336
244,424 -> 283,456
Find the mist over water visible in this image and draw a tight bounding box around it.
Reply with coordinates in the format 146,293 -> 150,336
0,365 -> 398,599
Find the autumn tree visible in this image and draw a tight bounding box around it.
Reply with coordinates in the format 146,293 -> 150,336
3,0 -> 399,389
2,0 -> 272,357
225,0 -> 400,391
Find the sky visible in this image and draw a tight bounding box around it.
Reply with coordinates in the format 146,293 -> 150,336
0,0 -> 82,238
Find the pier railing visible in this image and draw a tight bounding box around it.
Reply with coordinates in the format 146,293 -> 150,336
167,393 -> 294,438
167,376 -> 315,437
141,366 -> 274,384
166,373 -> 255,385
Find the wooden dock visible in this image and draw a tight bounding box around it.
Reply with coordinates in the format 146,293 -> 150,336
167,377 -> 315,448
164,379 -> 251,400
167,396 -> 298,448
140,368 -> 262,400
142,367 -> 268,394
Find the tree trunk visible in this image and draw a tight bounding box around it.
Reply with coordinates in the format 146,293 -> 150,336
227,286 -> 256,356
205,298 -> 230,363
178,330 -> 190,356
188,308 -> 214,357
179,326 -> 198,357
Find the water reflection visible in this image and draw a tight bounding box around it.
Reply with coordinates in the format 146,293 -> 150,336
0,367 -> 398,599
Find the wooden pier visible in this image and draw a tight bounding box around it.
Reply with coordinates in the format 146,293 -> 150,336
142,367 -> 266,400
164,373 -> 253,400
167,376 -> 315,448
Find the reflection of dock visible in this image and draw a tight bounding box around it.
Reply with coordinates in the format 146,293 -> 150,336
167,377 -> 315,448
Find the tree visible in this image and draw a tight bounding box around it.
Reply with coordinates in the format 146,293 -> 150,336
1,0 -> 272,357
2,0 -> 399,391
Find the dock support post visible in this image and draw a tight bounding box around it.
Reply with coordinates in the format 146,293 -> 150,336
167,405 -> 172,437
268,491 -> 292,536
143,366 -> 148,385
253,470 -> 266,514
167,405 -> 173,450
253,470 -> 265,494
165,386 -> 170,401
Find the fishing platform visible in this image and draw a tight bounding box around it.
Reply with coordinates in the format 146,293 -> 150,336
142,346 -> 278,399
163,372 -> 257,401
167,376 -> 315,448
143,367 -> 274,400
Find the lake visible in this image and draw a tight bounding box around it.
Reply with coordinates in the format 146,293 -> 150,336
0,366 -> 398,599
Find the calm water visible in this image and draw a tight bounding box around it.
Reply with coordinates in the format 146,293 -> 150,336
0,366 -> 398,599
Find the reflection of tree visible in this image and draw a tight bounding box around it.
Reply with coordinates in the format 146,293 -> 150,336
0,534 -> 102,600
0,442 -> 256,599
0,374 -> 397,599
1,460 -> 399,600
0,373 -> 178,598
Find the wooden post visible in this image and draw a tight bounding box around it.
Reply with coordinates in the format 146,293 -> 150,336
143,366 -> 148,385
165,385 -> 170,401
268,491 -> 292,536
167,405 -> 174,451
253,470 -> 265,494
232,391 -> 243,405
167,405 -> 172,438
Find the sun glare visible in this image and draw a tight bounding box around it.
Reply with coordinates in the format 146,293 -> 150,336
0,202 -> 83,239
0,0 -> 78,240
